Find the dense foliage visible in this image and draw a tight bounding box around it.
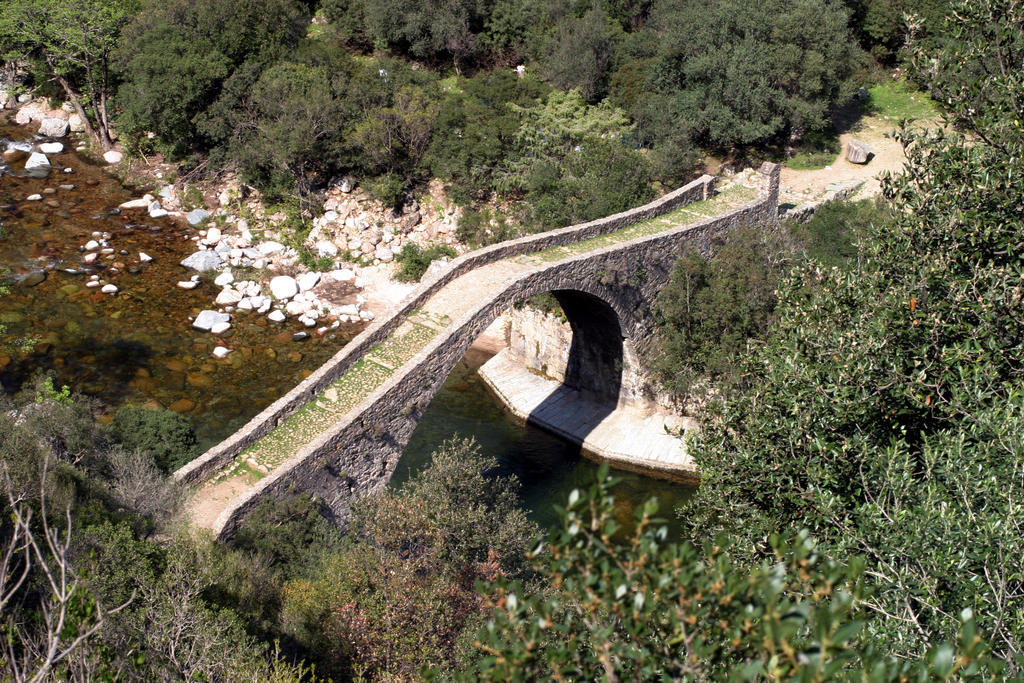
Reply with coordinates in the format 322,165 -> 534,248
470,468 -> 1001,680
5,0 -> 904,239
674,0 -> 1024,667
654,199 -> 884,397
110,404 -> 198,473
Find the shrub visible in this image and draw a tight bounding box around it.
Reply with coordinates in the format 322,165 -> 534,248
394,242 -> 457,282
110,405 -> 198,474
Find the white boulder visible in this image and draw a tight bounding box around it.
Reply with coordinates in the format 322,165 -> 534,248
24,153 -> 50,172
316,240 -> 338,258
269,275 -> 299,300
38,118 -> 69,138
180,250 -> 223,272
38,142 -> 63,154
257,241 -> 285,255
102,150 -> 123,164
119,194 -> 154,210
296,271 -> 320,292
215,288 -> 242,306
193,310 -> 230,331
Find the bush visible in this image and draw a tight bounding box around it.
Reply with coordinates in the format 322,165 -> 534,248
654,224 -> 786,397
110,405 -> 198,474
456,207 -> 517,246
468,466 -> 997,680
231,494 -> 339,577
789,197 -> 888,268
394,242 -> 457,282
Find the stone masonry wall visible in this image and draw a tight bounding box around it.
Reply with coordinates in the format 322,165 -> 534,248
209,163 -> 780,539
175,173 -> 717,486
505,307 -> 571,383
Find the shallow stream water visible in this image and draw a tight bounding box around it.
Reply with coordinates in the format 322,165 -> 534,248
1,114 -> 694,530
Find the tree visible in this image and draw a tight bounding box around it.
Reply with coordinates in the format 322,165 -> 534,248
468,467 -> 999,680
361,0 -> 494,70
637,0 -> 860,149
677,0 -> 1024,664
0,0 -> 138,149
116,0 -> 310,158
542,8 -> 622,103
654,224 -> 788,397
110,405 -> 198,474
277,439 -> 538,680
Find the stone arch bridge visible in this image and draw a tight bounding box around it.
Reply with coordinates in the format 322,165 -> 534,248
177,163 -> 780,539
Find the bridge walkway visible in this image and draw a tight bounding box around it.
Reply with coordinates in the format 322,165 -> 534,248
185,184 -> 757,530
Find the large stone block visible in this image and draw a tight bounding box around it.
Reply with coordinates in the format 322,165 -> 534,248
847,139 -> 871,164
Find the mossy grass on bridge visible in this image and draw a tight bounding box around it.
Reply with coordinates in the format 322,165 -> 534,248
525,183 -> 757,264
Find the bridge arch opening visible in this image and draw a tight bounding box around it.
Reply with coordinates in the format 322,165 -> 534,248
542,289 -> 624,407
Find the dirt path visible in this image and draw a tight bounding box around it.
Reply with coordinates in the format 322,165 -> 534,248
779,103 -> 937,207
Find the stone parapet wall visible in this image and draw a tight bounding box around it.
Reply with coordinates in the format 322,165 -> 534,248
208,164 -> 779,539
175,173 -> 717,486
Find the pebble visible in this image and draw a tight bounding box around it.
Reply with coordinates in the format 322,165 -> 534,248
139,252 -> 153,262
214,270 -> 234,287
26,194 -> 42,201
177,280 -> 199,289
210,321 -> 231,334
101,284 -> 118,294
212,346 -> 232,359
268,310 -> 286,323
292,332 -> 310,341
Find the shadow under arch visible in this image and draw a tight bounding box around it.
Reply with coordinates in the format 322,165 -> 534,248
547,289 -> 624,406
503,288 -> 627,456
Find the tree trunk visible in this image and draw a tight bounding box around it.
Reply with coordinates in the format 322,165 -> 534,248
47,58 -> 111,151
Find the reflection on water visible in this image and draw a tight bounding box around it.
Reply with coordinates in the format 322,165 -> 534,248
398,348 -> 696,532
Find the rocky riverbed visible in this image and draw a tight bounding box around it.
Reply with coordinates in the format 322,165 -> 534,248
0,110 -> 370,448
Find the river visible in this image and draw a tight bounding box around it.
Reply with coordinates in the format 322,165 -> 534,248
1,115 -> 693,531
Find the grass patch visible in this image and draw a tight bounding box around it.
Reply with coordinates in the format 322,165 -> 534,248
787,129 -> 841,170
868,79 -> 939,122
368,323 -> 437,367
526,184 -> 757,264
